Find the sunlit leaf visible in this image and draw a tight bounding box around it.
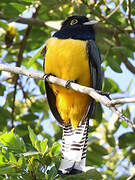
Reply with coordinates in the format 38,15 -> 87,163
28,126 -> 41,152
27,45 -> 45,68
40,139 -> 48,155
103,78 -> 121,93
10,3 -> 26,13
0,131 -> 26,153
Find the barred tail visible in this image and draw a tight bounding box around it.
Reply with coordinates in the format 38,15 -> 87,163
58,117 -> 90,175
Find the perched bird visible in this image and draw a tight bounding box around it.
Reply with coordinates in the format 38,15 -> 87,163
5,25 -> 16,48
43,15 -> 102,175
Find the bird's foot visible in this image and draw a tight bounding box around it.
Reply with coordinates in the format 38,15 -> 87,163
96,90 -> 111,98
65,80 -> 77,89
43,73 -> 54,81
58,168 -> 82,176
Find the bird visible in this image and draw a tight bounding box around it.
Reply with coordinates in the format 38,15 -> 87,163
42,15 -> 102,175
5,24 -> 16,48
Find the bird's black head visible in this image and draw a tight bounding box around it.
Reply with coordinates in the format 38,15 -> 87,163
53,15 -> 96,40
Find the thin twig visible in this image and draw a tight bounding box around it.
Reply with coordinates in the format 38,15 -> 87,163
127,0 -> 135,33
19,81 -> 32,104
110,98 -> 135,105
11,76 -> 18,128
105,0 -> 124,19
127,174 -> 135,180
81,0 -> 128,35
0,77 -> 12,82
0,64 -> 135,131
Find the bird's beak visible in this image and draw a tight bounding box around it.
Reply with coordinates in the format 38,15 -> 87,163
83,20 -> 98,25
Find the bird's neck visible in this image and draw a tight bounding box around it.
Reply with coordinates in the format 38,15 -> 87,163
53,28 -> 95,41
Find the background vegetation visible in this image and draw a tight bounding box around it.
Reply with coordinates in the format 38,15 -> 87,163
0,0 -> 135,179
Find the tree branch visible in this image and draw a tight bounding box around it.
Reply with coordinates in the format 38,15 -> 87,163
0,64 -> 135,131
127,173 -> 135,180
0,13 -> 47,27
81,0 -> 129,35
114,34 -> 135,75
11,2 -> 41,127
110,97 -> 135,105
0,13 -> 132,36
122,55 -> 135,74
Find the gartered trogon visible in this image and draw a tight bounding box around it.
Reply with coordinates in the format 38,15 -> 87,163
43,15 -> 102,175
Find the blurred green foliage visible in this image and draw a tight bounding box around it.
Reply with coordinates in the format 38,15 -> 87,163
0,0 -> 135,179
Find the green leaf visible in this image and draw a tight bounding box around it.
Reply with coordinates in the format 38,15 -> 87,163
126,78 -> 133,92
0,165 -> 17,175
0,107 -> 10,125
28,126 -> 41,152
63,167 -> 102,180
15,124 -> 30,137
10,3 -> 26,13
92,103 -> 103,125
112,46 -> 134,59
130,152 -> 135,164
32,60 -> 43,71
119,132 -> 135,148
28,126 -> 38,145
121,120 -> 128,128
122,107 -> 130,119
0,84 -> 6,96
47,166 -> 57,180
9,152 -> 17,164
35,79 -> 45,94
106,134 -> 116,147
51,142 -> 60,156
87,150 -> 105,166
91,143 -> 108,156
27,45 -> 45,68
0,131 -> 26,153
21,114 -> 38,122
0,21 -> 8,30
121,107 -> 130,128
40,139 -> 48,155
103,78 -> 121,93
51,121 -> 62,141
0,150 -> 6,165
18,157 -> 25,167
107,57 -> 122,73
31,99 -> 49,115
22,0 -> 36,2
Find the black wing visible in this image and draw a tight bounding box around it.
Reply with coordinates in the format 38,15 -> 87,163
42,46 -> 64,126
86,40 -> 102,117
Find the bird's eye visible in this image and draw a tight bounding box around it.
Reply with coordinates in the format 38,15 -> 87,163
70,19 -> 78,25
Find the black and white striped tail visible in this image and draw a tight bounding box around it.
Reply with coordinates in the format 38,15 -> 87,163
58,117 -> 90,175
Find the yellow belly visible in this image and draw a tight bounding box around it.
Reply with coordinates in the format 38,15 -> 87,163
45,37 -> 91,128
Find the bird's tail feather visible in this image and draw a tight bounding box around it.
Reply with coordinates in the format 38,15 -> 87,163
58,117 -> 89,175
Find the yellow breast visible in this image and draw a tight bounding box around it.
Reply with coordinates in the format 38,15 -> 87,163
45,37 -> 91,128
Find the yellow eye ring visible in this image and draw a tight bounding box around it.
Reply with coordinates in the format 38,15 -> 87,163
70,19 -> 78,25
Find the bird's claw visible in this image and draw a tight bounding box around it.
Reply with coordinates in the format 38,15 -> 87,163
43,73 -> 53,81
96,90 -> 111,98
65,80 -> 76,89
